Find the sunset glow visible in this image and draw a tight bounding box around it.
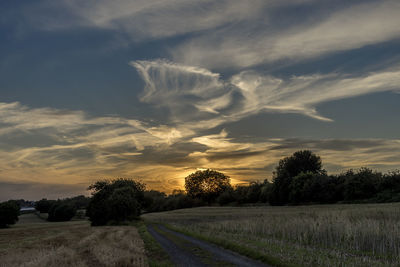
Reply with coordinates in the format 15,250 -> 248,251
1,1 -> 400,200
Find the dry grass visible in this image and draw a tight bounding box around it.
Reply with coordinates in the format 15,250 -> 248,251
0,214 -> 148,267
143,203 -> 400,266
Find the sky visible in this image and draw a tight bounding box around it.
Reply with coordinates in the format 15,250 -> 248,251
1,0 -> 400,201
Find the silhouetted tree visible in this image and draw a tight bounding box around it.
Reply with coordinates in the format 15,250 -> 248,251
289,172 -> 337,204
217,189 -> 236,205
259,180 -> 273,203
343,168 -> 380,201
0,201 -> 20,228
185,169 -> 231,204
47,202 -> 76,222
270,150 -> 324,205
107,187 -> 140,222
63,195 -> 91,210
143,190 -> 167,212
35,199 -> 56,213
86,178 -> 145,226
376,171 -> 400,202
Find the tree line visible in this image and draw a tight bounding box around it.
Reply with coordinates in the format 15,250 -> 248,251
144,150 -> 400,211
2,150 -> 400,227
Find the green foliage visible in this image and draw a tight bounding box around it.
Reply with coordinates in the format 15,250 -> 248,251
270,150 -> 324,205
86,178 -> 145,226
47,202 -> 76,222
63,195 -> 91,210
130,152 -> 400,211
185,169 -> 231,204
108,187 -> 140,222
288,172 -> 338,204
342,168 -> 380,201
0,200 -> 20,228
144,189 -> 204,212
274,150 -> 324,179
217,189 -> 236,205
259,180 -> 273,203
35,199 -> 56,213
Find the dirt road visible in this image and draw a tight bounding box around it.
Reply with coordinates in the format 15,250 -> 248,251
147,224 -> 269,267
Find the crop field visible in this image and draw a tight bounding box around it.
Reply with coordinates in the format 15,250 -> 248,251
0,213 -> 147,267
143,203 -> 400,267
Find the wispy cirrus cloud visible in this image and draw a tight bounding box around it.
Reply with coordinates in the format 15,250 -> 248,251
231,68 -> 400,121
131,60 -> 400,123
173,1 -> 400,69
0,101 -> 192,188
1,97 -> 400,200
22,0 -> 266,41
188,130 -> 400,181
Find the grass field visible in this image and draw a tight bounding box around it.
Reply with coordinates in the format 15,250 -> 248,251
0,213 -> 148,267
142,203 -> 400,267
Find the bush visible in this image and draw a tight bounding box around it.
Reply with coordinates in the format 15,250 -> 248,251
217,189 -> 236,205
47,202 -> 76,222
86,178 -> 145,226
343,168 -> 380,201
0,201 -> 20,228
108,187 -> 141,222
35,199 -> 56,213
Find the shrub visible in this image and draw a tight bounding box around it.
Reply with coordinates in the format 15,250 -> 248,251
343,168 -> 380,201
47,202 -> 76,222
0,201 -> 20,228
35,199 -> 56,213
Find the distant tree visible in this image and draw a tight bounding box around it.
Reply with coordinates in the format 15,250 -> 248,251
143,190 -> 167,212
343,168 -> 380,201
259,180 -> 273,203
376,171 -> 400,202
270,150 -> 324,205
47,202 -> 76,222
86,178 -> 145,226
185,169 -> 231,205
63,195 -> 91,210
0,201 -> 20,228
217,188 -> 235,205
35,199 -> 56,213
288,172 -> 334,204
108,187 -> 140,222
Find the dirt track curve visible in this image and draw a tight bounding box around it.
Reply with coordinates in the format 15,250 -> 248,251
147,224 -> 270,267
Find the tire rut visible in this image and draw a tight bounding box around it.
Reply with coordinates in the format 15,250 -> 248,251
147,225 -> 206,267
147,224 -> 270,267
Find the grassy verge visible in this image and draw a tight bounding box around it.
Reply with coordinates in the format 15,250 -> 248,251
134,220 -> 174,267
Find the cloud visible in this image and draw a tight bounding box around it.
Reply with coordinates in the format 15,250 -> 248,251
189,131 -> 400,180
131,59 -> 400,123
231,68 -> 400,121
0,101 -> 196,189
173,1 -> 400,69
23,0 -> 267,41
0,181 -> 88,201
1,100 -> 400,199
131,59 -> 234,127
13,1 -> 400,70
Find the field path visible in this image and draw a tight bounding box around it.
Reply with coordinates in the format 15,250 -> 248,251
147,224 -> 269,267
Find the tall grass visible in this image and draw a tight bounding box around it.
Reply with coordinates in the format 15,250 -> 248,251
0,216 -> 148,267
143,203 -> 400,266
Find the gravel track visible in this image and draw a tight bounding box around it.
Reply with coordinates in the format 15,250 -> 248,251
147,224 -> 269,267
